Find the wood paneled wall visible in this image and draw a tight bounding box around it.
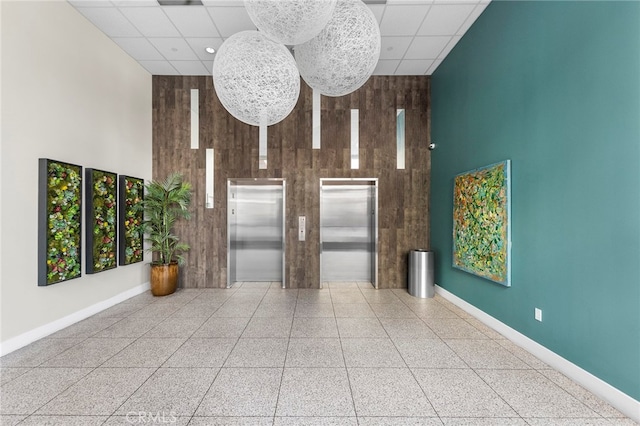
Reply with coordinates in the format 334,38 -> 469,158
153,75 -> 431,289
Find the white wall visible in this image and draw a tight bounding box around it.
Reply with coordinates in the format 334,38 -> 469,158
0,1 -> 152,345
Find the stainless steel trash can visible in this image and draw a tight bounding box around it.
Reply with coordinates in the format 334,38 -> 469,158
408,250 -> 434,298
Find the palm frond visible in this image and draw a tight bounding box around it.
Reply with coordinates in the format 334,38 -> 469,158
140,173 -> 192,265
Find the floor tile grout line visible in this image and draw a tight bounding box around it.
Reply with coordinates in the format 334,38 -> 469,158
337,317 -> 360,419
108,365 -> 163,419
528,368 -> 606,419
494,339 -> 549,369
272,288 -> 298,418
148,289 -> 229,369
183,366 -> 222,420
471,367 -> 537,423
537,370 -> 621,419
47,312 -> 131,341
29,332 -> 96,369
12,364 -> 96,419
159,288 -> 231,340
0,368 -> 32,388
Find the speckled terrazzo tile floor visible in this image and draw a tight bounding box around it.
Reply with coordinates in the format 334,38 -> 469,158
0,284 -> 635,425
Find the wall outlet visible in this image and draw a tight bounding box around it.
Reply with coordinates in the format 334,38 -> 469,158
535,308 -> 543,322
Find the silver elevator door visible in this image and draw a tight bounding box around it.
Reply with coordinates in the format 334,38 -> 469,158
320,183 -> 376,283
228,183 -> 284,284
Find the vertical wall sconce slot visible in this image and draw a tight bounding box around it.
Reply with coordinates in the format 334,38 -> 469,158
313,89 -> 321,149
259,116 -> 267,169
397,108 -> 405,169
206,148 -> 214,209
190,89 -> 199,149
351,109 -> 359,169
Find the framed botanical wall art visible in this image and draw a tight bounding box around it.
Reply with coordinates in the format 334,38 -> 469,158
118,175 -> 144,266
38,159 -> 83,286
85,168 -> 118,274
452,160 -> 511,287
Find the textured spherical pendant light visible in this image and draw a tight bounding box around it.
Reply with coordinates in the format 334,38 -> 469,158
212,30 -> 300,126
294,0 -> 380,97
244,0 -> 337,45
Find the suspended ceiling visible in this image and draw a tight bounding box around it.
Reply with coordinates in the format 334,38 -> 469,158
68,0 -> 490,76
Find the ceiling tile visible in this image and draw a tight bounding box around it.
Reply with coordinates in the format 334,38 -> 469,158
367,4 -> 385,24
163,6 -> 220,37
396,59 -> 434,75
404,36 -> 450,59
149,38 -> 199,60
112,37 -> 164,60
119,6 -> 180,37
206,6 -> 255,37
456,2 -> 488,35
418,4 -> 476,36
437,35 -> 461,58
186,37 -> 223,60
76,7 -> 141,37
112,0 -> 157,5
69,1 -> 114,7
373,60 -> 400,75
380,37 -> 413,60
139,60 -> 180,75
170,60 -> 211,75
426,58 -> 443,75
202,59 -> 214,72
379,5 -> 430,36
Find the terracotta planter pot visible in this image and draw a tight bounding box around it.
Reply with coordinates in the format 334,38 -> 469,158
150,263 -> 178,296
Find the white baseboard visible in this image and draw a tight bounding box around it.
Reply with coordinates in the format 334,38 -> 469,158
435,284 -> 640,423
0,282 -> 150,357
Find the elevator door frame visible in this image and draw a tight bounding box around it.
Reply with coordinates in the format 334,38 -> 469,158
319,178 -> 379,289
227,178 -> 286,289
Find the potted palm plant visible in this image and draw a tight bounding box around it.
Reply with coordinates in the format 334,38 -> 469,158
140,173 -> 192,296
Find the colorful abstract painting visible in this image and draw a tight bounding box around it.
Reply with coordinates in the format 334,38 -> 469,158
86,168 -> 118,274
118,175 -> 144,265
38,159 -> 83,286
452,160 -> 511,287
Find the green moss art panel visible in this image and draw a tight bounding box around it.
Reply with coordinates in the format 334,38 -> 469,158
86,169 -> 118,274
452,160 -> 511,287
38,159 -> 83,286
118,176 -> 144,265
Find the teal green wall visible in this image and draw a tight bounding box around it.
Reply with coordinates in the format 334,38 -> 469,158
431,1 -> 640,400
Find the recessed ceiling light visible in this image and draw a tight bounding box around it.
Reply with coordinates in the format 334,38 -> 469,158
205,47 -> 216,54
